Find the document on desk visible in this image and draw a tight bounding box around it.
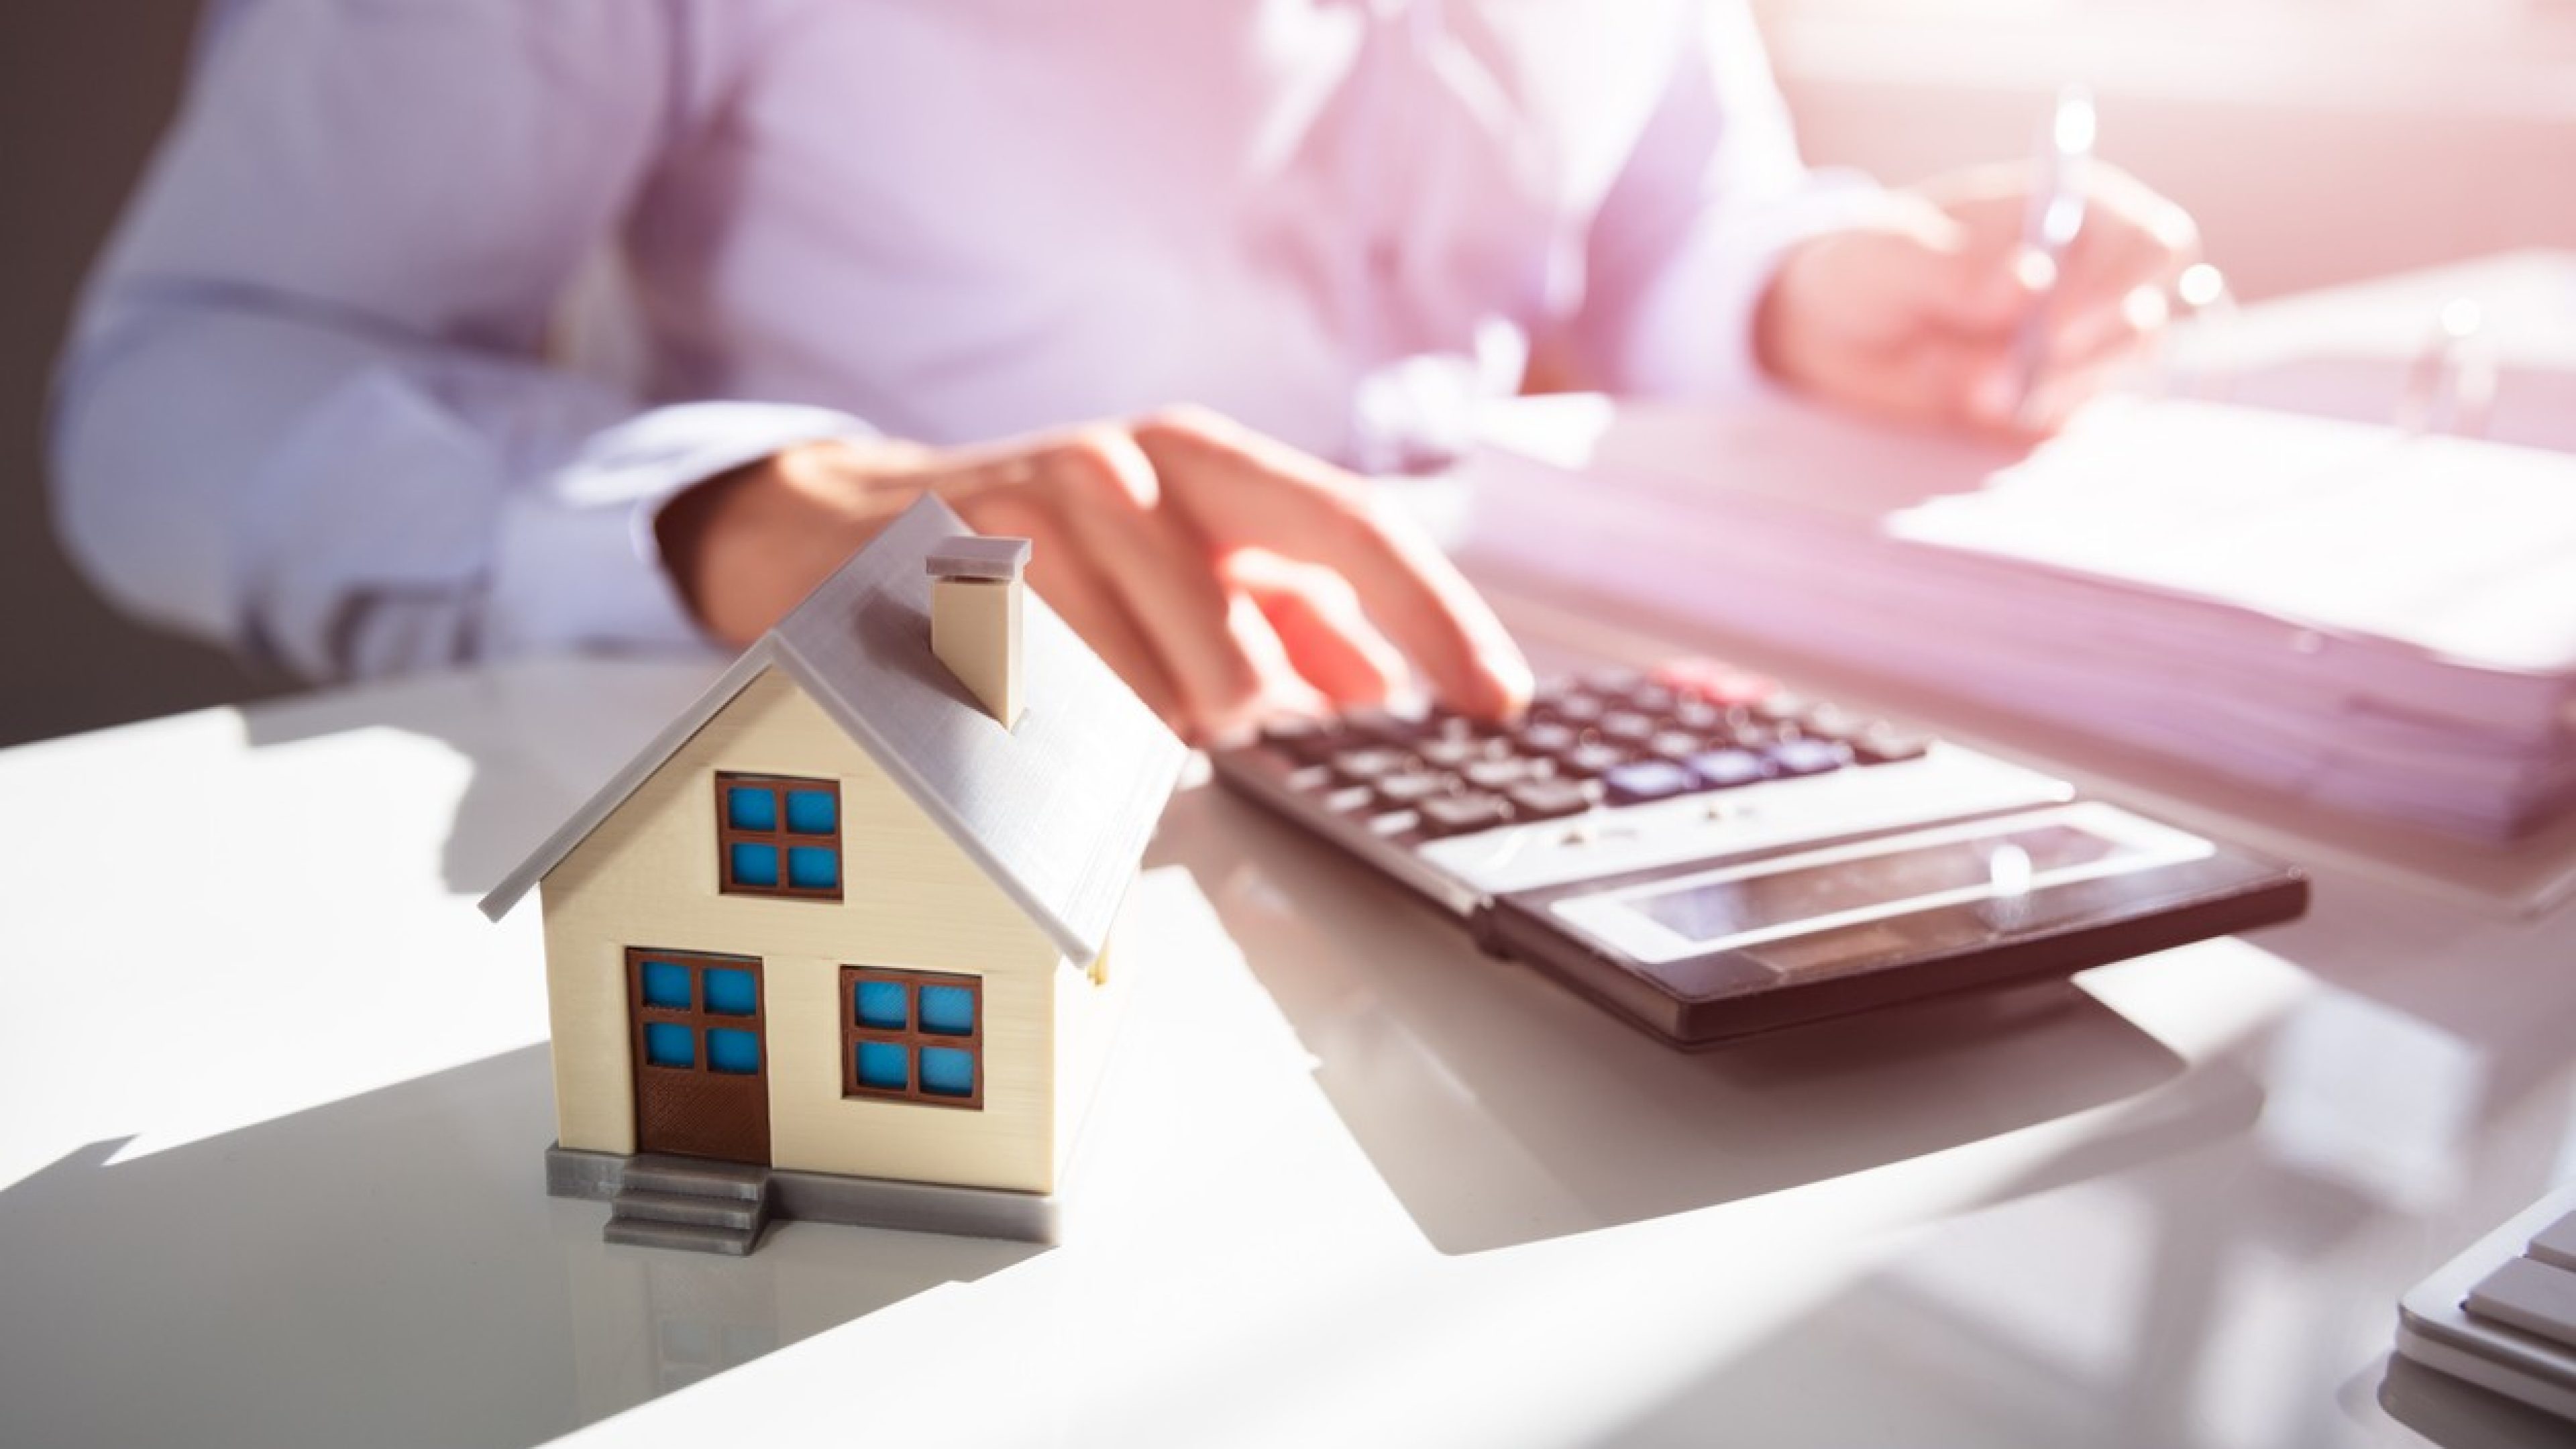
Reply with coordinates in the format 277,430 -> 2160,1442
1890,398 -> 2576,715
2163,250 -> 2576,455
1458,392 -> 2576,841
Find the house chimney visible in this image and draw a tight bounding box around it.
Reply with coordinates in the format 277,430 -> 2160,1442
926,535 -> 1032,728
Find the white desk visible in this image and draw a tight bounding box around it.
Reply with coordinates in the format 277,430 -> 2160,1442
3,591 -> 2573,1446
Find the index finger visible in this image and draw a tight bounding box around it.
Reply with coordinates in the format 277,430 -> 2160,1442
2052,166 -> 2200,321
1128,408 -> 1532,719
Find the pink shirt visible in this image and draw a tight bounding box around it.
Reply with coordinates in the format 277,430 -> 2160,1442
54,0 -> 1863,678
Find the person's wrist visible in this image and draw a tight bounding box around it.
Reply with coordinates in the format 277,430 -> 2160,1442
655,439 -> 898,645
655,453 -> 776,643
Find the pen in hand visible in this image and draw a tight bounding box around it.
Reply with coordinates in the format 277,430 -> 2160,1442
2012,84 -> 2096,427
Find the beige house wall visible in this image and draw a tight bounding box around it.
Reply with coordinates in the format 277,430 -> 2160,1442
536,666 -> 1072,1194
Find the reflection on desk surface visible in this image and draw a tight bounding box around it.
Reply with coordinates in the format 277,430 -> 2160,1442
1156,785 -> 2261,1256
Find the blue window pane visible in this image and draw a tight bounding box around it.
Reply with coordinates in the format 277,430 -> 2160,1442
726,786 -> 777,831
855,979 -> 908,1029
856,1040 -> 909,1091
918,983 -> 975,1036
920,1046 -> 975,1098
707,1027 -> 761,1075
640,959 -> 692,1009
788,846 -> 839,890
786,789 -> 837,835
703,967 -> 756,1016
729,842 -> 779,888
645,1022 -> 696,1069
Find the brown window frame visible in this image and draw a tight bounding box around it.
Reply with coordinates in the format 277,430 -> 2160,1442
839,965 -> 983,1110
714,771 -> 843,902
628,947 -> 768,1079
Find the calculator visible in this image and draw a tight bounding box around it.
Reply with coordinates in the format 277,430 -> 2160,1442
1212,658 -> 2308,1046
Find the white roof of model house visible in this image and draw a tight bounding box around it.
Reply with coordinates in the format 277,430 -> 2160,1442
479,495 -> 1187,963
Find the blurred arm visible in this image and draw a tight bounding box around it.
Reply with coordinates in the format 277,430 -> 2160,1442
1563,0 -> 1886,398
48,0 -> 865,679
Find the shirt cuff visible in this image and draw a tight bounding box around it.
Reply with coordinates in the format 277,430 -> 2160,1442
1615,167 -> 1892,400
484,400 -> 876,658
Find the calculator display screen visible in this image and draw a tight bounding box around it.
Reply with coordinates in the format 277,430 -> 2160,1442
1623,824 -> 2133,945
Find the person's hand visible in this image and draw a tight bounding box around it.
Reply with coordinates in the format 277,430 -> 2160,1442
655,406 -> 1532,741
1756,162 -> 2201,435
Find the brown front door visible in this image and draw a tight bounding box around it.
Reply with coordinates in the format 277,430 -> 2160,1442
627,948 -> 770,1163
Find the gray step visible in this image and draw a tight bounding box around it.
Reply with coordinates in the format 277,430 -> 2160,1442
604,1216 -> 763,1256
623,1154 -> 769,1202
612,1188 -> 767,1232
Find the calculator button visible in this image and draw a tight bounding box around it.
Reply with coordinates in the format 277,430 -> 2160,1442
1505,778 -> 1598,820
1547,694 -> 1607,726
1600,710 -> 1658,743
1667,699 -> 1723,732
1753,693 -> 1809,724
1259,716 -> 1339,761
1655,657 -> 1776,708
1462,757 -> 1543,792
1374,771 -> 1455,807
1556,742 -> 1631,777
1417,792 -> 1511,837
1330,747 -> 1411,784
1519,720 -> 1579,756
1283,764 -> 1334,792
1852,729 -> 1933,765
1320,786 -> 1377,814
1420,714 -> 1497,749
1799,706 -> 1871,742
1603,759 -> 1699,804
1344,704 -> 1430,741
1415,737 -> 1483,770
1717,717 -> 1777,749
1766,738 -> 1854,777
1366,809 -> 1422,837
1686,747 -> 1773,790
2463,1255 -> 2576,1350
1647,731 -> 1705,761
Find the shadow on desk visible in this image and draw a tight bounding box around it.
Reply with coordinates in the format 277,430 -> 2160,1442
2373,1353 -> 2575,1449
1158,788 -> 2258,1258
0,1046 -> 1038,1449
233,657 -> 731,900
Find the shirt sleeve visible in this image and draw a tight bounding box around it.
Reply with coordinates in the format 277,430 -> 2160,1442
48,0 -> 869,680
1565,0 -> 1890,400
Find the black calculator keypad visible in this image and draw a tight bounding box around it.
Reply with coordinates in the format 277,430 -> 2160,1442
1252,659 -> 1933,845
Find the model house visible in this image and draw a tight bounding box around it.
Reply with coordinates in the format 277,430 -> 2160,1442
481,496 -> 1186,1254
